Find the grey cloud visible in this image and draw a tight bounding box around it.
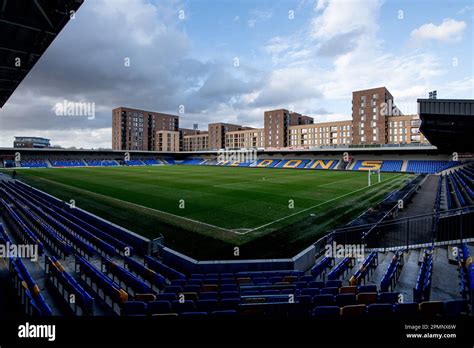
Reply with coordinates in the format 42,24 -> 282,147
0,0 -> 266,137
317,29 -> 362,57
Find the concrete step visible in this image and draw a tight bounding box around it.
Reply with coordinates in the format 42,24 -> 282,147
367,251 -> 395,288
430,247 -> 462,301
395,249 -> 420,303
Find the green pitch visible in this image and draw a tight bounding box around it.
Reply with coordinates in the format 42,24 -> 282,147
5,166 -> 411,259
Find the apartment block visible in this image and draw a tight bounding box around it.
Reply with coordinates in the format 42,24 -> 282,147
289,120 -> 352,147
264,109 -> 314,148
156,130 -> 180,152
208,123 -> 244,150
387,114 -> 428,144
112,86 -> 430,152
112,107 -> 179,151
352,87 -> 395,145
225,128 -> 265,149
179,128 -> 200,151
183,132 -> 209,151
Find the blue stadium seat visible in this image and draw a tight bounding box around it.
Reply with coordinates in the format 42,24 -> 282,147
122,301 -> 147,316
312,306 -> 340,318
210,310 -> 237,317
443,299 -> 469,317
325,280 -> 342,288
378,292 -> 399,304
320,287 -> 339,295
366,303 -> 393,317
335,294 -> 357,307
172,300 -> 195,313
313,294 -> 335,307
148,301 -> 172,315
358,285 -> 377,293
394,302 -> 419,317
196,299 -> 219,312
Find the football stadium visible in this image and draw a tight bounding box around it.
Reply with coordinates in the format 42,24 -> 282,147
0,0 -> 473,346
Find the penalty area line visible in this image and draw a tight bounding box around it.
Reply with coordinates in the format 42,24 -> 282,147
244,174 -> 404,234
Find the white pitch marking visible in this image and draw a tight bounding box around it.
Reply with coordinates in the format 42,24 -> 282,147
244,174 -> 403,234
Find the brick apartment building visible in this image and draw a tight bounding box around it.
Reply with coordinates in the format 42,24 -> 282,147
112,87 -> 429,152
182,131 -> 209,151
352,87 -> 394,144
112,107 -> 179,151
264,109 -> 314,148
208,123 -> 247,150
289,120 -> 353,147
387,114 -> 427,144
225,128 -> 265,149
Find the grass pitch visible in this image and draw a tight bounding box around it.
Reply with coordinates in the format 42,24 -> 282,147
3,166 -> 412,259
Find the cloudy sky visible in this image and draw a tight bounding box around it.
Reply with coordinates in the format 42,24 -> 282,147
0,0 -> 472,148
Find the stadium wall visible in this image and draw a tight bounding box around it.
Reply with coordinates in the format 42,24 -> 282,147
160,246 -> 319,274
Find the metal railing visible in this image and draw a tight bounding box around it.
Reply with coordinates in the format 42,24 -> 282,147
312,206 -> 474,254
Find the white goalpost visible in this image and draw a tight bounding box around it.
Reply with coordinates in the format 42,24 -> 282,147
368,169 -> 381,186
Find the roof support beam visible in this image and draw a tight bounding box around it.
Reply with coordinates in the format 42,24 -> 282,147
33,0 -> 54,29
0,19 -> 56,35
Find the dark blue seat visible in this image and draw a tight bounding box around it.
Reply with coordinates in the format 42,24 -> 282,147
312,306 -> 340,318
320,287 -> 339,295
297,295 -> 312,305
164,286 -> 182,294
394,302 -> 419,317
220,278 -> 236,285
181,312 -> 207,317
200,292 -> 218,300
358,285 -> 377,293
280,289 -> 295,295
210,310 -> 237,316
326,280 -> 342,288
241,290 -> 260,296
190,274 -> 204,280
301,288 -> 320,297
299,275 -> 314,282
308,281 -> 325,289
172,300 -> 195,313
253,277 -> 267,284
122,301 -> 147,316
156,293 -> 177,302
366,303 -> 393,317
183,285 -> 200,293
269,276 -> 282,284
221,284 -> 238,292
443,300 -> 469,316
221,298 -> 240,310
196,299 -> 219,312
379,292 -> 399,304
313,294 -> 335,307
148,301 -> 172,315
170,279 -> 187,287
335,294 -> 357,307
294,281 -> 307,290
221,291 -> 239,299
187,279 -> 203,286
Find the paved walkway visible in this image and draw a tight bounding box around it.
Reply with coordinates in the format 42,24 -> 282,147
397,175 -> 439,218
